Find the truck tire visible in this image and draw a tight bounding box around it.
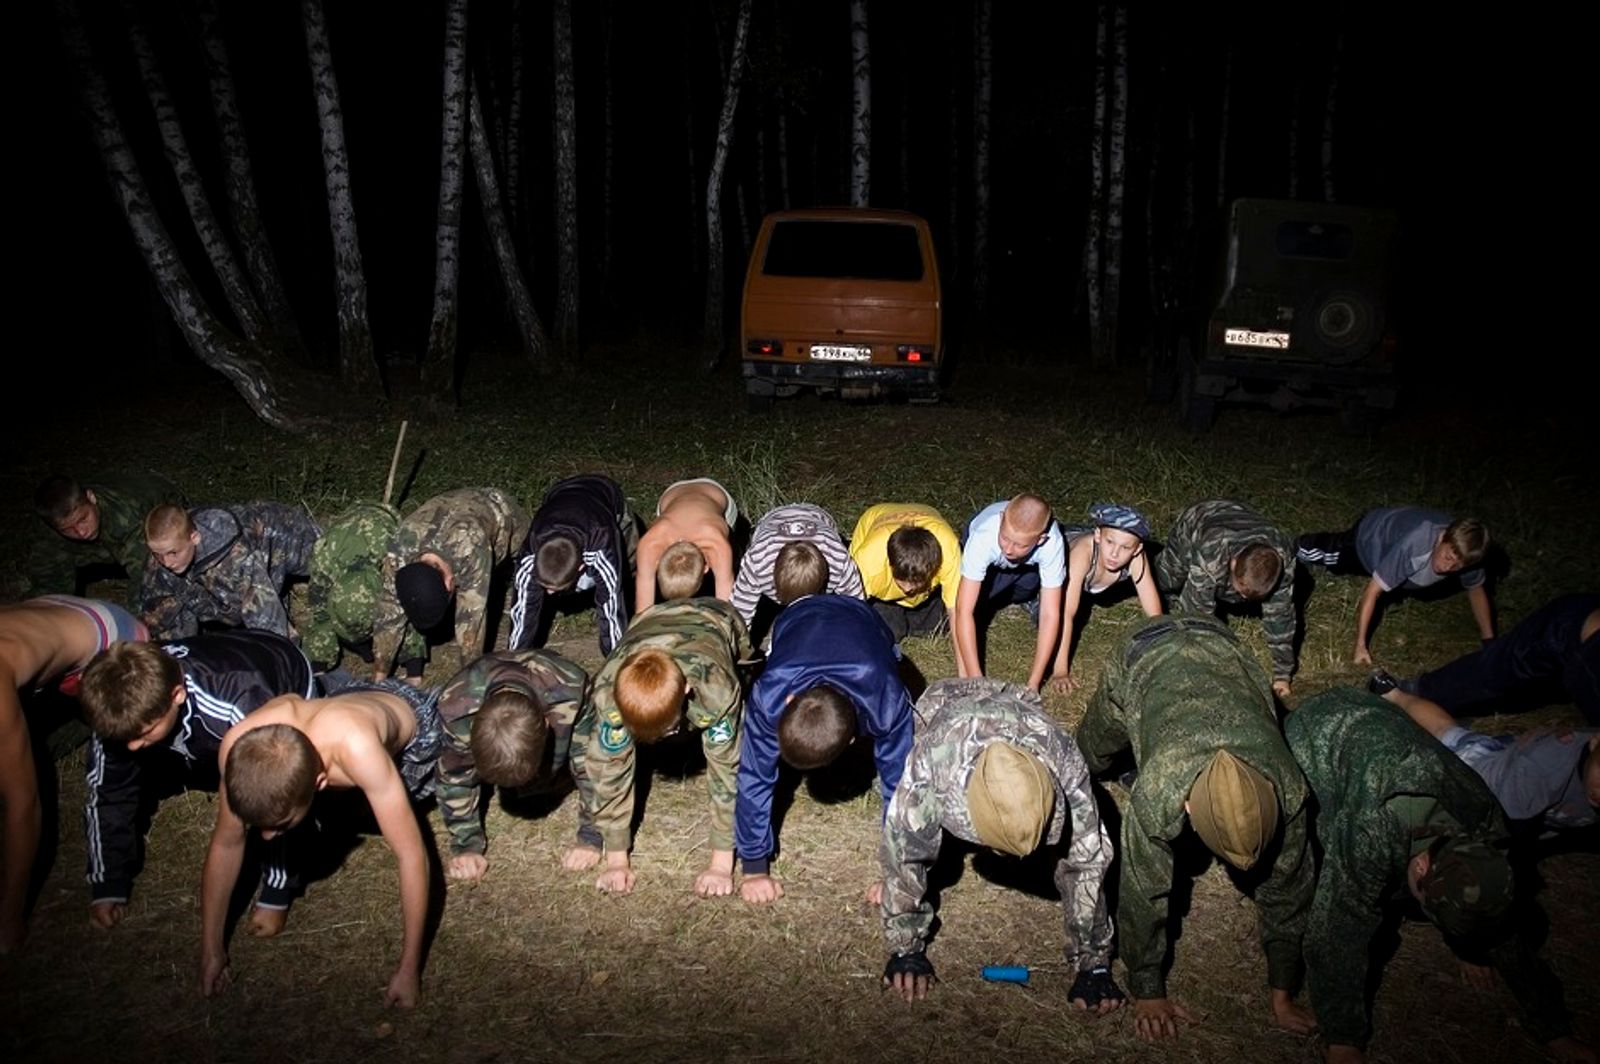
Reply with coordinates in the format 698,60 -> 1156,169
1300,286 -> 1382,364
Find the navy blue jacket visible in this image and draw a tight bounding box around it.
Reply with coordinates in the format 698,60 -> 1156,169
735,595 -> 914,873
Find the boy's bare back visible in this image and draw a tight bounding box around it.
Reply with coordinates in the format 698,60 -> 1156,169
0,600 -> 116,687
637,482 -> 736,607
243,690 -> 417,788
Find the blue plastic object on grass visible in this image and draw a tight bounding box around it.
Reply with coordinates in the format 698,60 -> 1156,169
981,965 -> 1030,984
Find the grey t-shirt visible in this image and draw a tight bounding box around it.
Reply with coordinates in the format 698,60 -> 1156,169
1441,726 -> 1596,829
1355,506 -> 1485,592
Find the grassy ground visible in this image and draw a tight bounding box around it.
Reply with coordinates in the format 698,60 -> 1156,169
3,348 -> 1595,1063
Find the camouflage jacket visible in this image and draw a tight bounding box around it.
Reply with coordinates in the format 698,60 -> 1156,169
371,488 -> 531,675
435,648 -> 590,856
1286,688 -> 1568,1048
1075,615 -> 1313,999
576,598 -> 757,853
882,677 -> 1114,972
1153,499 -> 1298,681
303,501 -> 424,671
27,472 -> 184,606
139,502 -> 320,640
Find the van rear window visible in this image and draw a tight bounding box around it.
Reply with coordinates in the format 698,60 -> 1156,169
763,221 -> 925,281
1274,220 -> 1355,260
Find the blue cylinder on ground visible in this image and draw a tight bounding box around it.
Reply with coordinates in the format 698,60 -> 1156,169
981,965 -> 1030,984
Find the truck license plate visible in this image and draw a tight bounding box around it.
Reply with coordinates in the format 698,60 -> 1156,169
1224,328 -> 1291,349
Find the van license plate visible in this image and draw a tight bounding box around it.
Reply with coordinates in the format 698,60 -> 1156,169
810,345 -> 872,362
1224,328 -> 1291,349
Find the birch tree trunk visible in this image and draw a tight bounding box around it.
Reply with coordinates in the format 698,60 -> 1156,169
423,0 -> 470,397
123,0 -> 267,346
60,0 -> 317,432
1323,32 -> 1341,203
971,0 -> 992,315
506,0 -> 525,232
848,0 -> 871,206
702,0 -> 753,367
1099,0 -> 1128,365
773,19 -> 791,210
193,0 -> 304,357
553,0 -> 580,357
1215,46 -> 1232,208
754,123 -> 769,220
469,79 -> 550,365
1082,0 -> 1108,356
302,0 -> 380,390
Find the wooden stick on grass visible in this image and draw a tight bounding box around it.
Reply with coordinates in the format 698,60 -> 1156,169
383,420 -> 409,506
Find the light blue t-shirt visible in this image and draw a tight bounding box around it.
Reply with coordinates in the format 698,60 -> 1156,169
959,502 -> 1067,588
1441,726 -> 1596,829
1356,506 -> 1485,592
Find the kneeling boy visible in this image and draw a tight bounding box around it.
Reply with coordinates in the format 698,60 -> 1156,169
199,680 -> 443,1008
735,594 -> 913,903
565,598 -> 756,895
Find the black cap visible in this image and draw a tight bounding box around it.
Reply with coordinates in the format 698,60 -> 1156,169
395,562 -> 451,630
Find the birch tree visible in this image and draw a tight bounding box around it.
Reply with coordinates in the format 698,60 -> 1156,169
192,0 -> 303,357
971,0 -> 992,314
553,0 -> 580,357
469,79 -> 550,364
1098,0 -> 1128,364
1323,32 -> 1341,203
302,0 -> 380,390
59,0 -> 318,431
848,0 -> 871,206
423,0 -> 470,397
505,0 -> 526,232
123,0 -> 267,347
1082,0 -> 1108,356
702,0 -> 753,367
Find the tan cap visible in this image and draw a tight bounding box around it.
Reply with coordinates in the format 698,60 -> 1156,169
966,743 -> 1055,857
1188,750 -> 1279,870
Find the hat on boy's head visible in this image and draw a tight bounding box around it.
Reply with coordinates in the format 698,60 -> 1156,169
1419,837 -> 1513,938
1088,503 -> 1150,541
966,743 -> 1055,857
395,562 -> 451,630
1188,750 -> 1279,870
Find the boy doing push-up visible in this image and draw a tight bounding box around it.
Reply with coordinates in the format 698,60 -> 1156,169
199,681 -> 443,1008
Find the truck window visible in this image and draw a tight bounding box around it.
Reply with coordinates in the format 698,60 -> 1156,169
1273,220 -> 1355,260
762,220 -> 925,281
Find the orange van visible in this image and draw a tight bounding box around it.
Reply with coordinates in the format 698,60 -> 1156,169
740,208 -> 943,410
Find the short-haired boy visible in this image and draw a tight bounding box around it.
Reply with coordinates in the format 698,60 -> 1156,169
952,495 -> 1068,692
848,503 -> 963,641
508,474 -> 637,658
304,500 -> 426,679
436,648 -> 590,882
199,680 -> 443,1008
634,478 -> 739,611
730,503 -> 866,633
880,678 -> 1121,1014
1297,506 -> 1494,665
735,595 -> 912,904
77,631 -> 314,935
140,501 -> 322,640
1154,499 -> 1299,697
1,596 -> 149,951
564,598 -> 757,895
27,471 -> 184,605
371,487 -> 531,680
1052,503 -> 1164,692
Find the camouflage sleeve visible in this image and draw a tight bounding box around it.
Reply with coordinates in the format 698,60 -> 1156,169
302,567 -> 341,669
1253,801 -> 1313,991
371,566 -> 409,676
237,560 -> 292,637
567,705 -> 603,849
1303,843 -> 1390,1049
700,708 -> 742,852
1054,763 -> 1116,972
581,708 -> 637,853
138,563 -> 196,640
1117,807 -> 1179,999
1173,561 -> 1218,617
1261,578 -> 1298,681
1074,672 -> 1129,776
452,541 -> 494,662
435,770 -> 487,856
879,766 -> 945,956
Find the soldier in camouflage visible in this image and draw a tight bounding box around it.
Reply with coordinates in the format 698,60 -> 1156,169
1285,687 -> 1584,1063
565,597 -> 757,895
303,501 -> 425,677
435,647 -> 590,882
1075,614 -> 1317,1040
370,487 -> 531,681
139,501 -> 321,640
880,677 -> 1121,1012
27,472 -> 185,606
1154,499 -> 1300,696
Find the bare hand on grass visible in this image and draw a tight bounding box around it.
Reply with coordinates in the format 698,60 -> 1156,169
887,971 -> 932,1002
1133,997 -> 1195,1041
1047,672 -> 1078,694
88,901 -> 125,930
447,853 -> 489,882
1271,680 -> 1293,700
695,850 -> 736,897
740,874 -> 783,904
863,880 -> 884,906
1458,959 -> 1496,990
1352,646 -> 1373,666
247,905 -> 288,937
385,968 -> 420,1009
1269,988 -> 1317,1034
561,845 -> 601,872
199,950 -> 231,998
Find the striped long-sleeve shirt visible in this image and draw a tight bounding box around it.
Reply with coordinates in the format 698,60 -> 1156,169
730,503 -> 865,627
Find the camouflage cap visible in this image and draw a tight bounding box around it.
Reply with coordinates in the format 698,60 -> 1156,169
1418,837 -> 1514,938
396,562 -> 451,630
966,743 -> 1055,857
1088,502 -> 1151,542
1188,749 -> 1279,870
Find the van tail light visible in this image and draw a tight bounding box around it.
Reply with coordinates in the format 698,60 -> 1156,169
896,345 -> 930,362
746,340 -> 783,356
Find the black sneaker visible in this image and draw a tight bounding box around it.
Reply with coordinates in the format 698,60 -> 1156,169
1367,669 -> 1400,697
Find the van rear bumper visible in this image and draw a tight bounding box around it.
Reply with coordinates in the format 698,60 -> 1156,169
743,359 -> 940,399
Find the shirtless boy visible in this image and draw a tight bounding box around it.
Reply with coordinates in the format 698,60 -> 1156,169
634,478 -> 739,610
